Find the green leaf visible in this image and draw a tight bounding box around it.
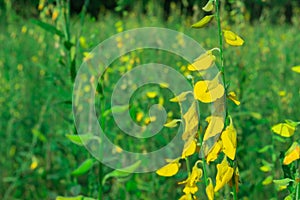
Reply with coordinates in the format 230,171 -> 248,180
258,145 -> 272,153
56,196 -> 95,200
31,19 -> 64,38
66,134 -> 94,146
71,159 -> 95,176
284,119 -> 300,127
102,160 -> 141,185
273,178 -> 294,187
103,105 -> 129,117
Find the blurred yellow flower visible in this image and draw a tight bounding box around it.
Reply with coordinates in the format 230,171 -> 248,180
223,30 -> 244,46
291,66 -> 300,73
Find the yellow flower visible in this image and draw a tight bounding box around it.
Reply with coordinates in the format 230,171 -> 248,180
179,193 -> 196,200
271,123 -> 296,137
164,119 -> 181,128
283,142 -> 300,165
203,116 -> 224,141
187,51 -> 215,71
221,117 -> 237,160
228,91 -> 240,105
170,91 -> 192,102
291,65 -> 300,73
52,10 -> 59,21
206,140 -> 223,163
214,157 -> 234,192
206,178 -> 214,200
194,73 -> 224,103
223,30 -> 244,46
156,159 -> 181,177
179,161 -> 203,195
182,139 -> 197,158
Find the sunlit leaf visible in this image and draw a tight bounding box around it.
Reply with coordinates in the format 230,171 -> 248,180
191,15 -> 214,28
262,175 -> 273,185
66,134 -> 94,146
260,165 -> 272,172
102,160 -> 141,185
223,30 -> 244,46
273,178 -> 294,188
271,123 -> 296,137
71,159 -> 95,176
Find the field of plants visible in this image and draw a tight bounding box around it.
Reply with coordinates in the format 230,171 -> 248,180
1,0 -> 300,200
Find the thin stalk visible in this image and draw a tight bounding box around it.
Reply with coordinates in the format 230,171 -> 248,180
185,157 -> 191,176
201,158 -> 209,187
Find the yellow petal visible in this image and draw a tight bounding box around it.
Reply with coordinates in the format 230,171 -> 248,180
221,117 -> 237,160
170,91 -> 192,102
164,119 -> 182,128
206,140 -> 223,163
182,101 -> 199,140
146,91 -> 157,98
194,74 -> 225,103
182,139 -> 197,158
202,1 -> 214,12
291,66 -> 300,73
206,178 -> 214,200
214,157 -> 234,192
203,116 -> 224,141
156,160 -> 181,177
228,91 -> 240,105
271,123 -> 296,137
191,15 -> 214,28
187,51 -> 215,71
136,112 -> 144,122
223,30 -> 244,46
283,142 -> 300,165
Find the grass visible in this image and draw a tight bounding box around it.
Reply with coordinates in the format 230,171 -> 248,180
0,9 -> 300,200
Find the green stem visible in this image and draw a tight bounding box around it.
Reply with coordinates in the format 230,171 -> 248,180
214,0 -> 224,73
185,157 -> 191,176
201,158 -> 209,187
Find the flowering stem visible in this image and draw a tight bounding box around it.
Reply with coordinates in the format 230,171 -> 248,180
201,158 -> 209,187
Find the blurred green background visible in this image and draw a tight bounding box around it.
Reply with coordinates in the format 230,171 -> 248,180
1,0 -> 300,199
